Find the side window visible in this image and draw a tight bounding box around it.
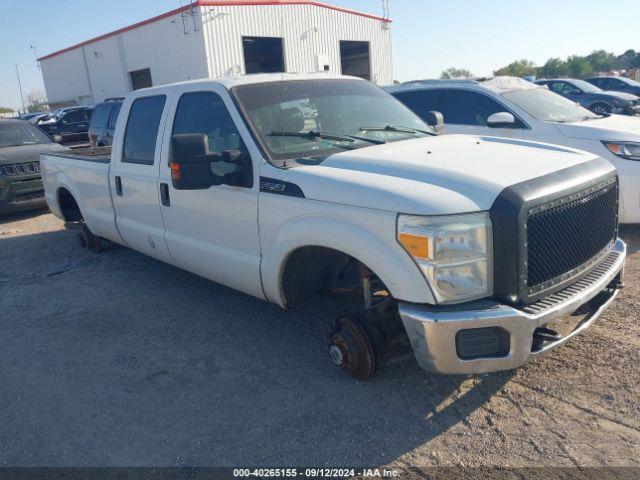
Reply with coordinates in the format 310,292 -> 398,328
172,91 -> 247,156
612,79 -> 628,90
445,90 -> 507,126
84,109 -> 93,121
393,89 -> 446,121
90,104 -> 110,128
63,110 -> 84,123
122,95 -> 166,165
107,103 -> 122,129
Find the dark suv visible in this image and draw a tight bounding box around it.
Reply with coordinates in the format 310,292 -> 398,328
586,76 -> 640,97
88,98 -> 123,146
535,78 -> 640,115
37,106 -> 93,143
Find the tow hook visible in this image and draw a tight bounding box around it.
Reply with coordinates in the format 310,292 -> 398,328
531,327 -> 562,352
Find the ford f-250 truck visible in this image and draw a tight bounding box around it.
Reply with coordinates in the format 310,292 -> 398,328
41,74 -> 626,380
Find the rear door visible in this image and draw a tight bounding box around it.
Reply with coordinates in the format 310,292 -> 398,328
110,91 -> 174,263
157,84 -> 263,298
442,89 -> 525,139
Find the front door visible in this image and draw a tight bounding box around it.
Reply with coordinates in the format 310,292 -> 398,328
110,93 -> 173,263
442,89 -> 525,139
158,86 -> 263,299
60,109 -> 90,141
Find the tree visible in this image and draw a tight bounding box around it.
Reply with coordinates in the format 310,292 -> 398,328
440,67 -> 473,79
538,57 -> 568,78
617,49 -> 638,70
494,59 -> 537,77
25,88 -> 48,113
586,50 -> 616,74
565,55 -> 593,78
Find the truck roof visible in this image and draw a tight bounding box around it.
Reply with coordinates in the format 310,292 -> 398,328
132,73 -> 365,95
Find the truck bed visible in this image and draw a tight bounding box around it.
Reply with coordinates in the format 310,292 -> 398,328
47,146 -> 111,163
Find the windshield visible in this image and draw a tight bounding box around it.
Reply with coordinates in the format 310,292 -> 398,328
570,79 -> 602,93
232,79 -> 433,164
0,122 -> 52,148
502,87 -> 598,123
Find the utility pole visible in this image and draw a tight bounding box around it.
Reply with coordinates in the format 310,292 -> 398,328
15,64 -> 26,115
30,45 -> 40,70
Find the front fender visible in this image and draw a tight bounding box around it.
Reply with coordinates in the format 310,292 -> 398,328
260,214 -> 436,307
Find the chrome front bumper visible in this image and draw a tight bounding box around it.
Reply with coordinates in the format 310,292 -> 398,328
399,239 -> 626,375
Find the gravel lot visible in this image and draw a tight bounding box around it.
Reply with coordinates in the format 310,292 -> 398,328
1,210 -> 639,468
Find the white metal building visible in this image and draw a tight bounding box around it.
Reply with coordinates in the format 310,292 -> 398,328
38,0 -> 393,108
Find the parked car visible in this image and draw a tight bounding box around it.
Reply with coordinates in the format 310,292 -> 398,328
535,78 -> 640,116
587,76 -> 640,97
18,112 -> 49,123
387,77 -> 640,223
41,74 -> 625,379
88,98 -> 123,147
0,119 -> 67,213
37,106 -> 93,143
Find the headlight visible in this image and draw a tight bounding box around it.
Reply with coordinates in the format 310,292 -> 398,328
397,212 -> 493,304
602,141 -> 640,160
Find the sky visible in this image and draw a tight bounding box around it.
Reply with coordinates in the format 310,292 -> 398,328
1,0 -> 639,112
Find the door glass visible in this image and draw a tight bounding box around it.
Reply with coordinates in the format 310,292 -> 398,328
172,91 -> 250,180
445,90 -> 507,126
394,89 -> 446,121
122,95 -> 166,165
63,110 -> 84,123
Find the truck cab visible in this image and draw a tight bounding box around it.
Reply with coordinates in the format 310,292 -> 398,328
41,74 -> 626,379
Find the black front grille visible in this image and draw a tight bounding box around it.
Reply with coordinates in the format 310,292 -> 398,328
1,161 -> 40,176
526,177 -> 618,292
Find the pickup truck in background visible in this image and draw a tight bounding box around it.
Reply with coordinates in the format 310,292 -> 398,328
41,74 -> 626,379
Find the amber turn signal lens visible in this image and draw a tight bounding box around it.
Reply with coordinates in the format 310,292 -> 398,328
398,232 -> 429,260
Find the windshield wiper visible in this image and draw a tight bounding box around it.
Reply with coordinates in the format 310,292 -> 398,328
268,130 -> 386,145
359,125 -> 436,136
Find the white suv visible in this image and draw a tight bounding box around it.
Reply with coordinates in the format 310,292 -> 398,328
387,77 -> 640,223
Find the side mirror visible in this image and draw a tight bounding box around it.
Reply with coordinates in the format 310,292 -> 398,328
170,134 -> 252,190
487,112 -> 517,128
170,134 -> 214,190
425,111 -> 444,133
51,134 -> 63,144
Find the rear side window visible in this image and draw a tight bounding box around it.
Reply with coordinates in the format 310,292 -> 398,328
172,91 -> 246,155
445,90 -> 507,126
393,89 -> 446,120
107,103 -> 122,129
122,95 -> 166,165
90,104 -> 111,128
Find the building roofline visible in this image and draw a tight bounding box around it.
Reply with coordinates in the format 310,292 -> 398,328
38,0 -> 391,62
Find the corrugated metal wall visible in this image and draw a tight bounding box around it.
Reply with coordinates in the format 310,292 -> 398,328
199,4 -> 393,84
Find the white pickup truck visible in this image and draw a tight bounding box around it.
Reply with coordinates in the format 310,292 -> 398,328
41,73 -> 626,380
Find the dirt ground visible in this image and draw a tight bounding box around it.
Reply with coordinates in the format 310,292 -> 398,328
1,210 -> 639,469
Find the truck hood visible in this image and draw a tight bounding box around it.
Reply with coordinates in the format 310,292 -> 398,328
0,143 -> 67,165
281,135 -> 598,215
554,114 -> 640,142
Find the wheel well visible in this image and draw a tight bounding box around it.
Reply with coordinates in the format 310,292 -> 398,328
281,246 -> 387,309
57,188 -> 83,222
